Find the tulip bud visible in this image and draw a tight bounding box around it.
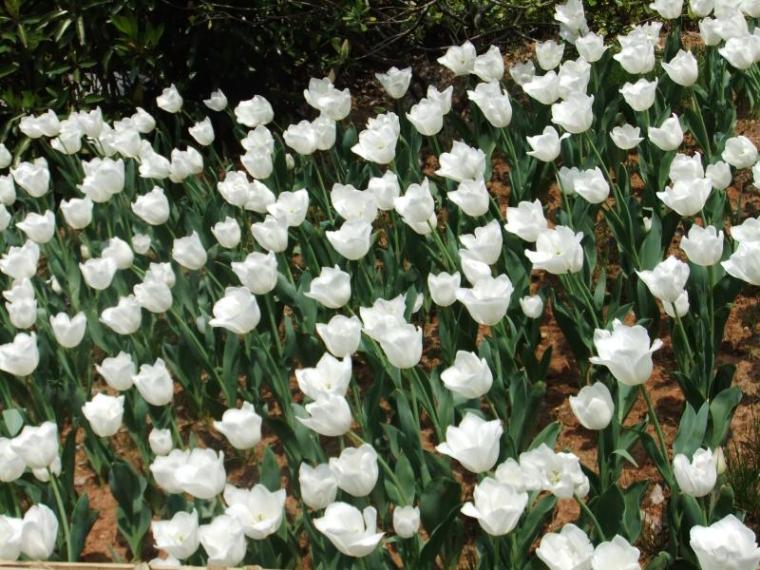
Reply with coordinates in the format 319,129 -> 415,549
149,427 -> 173,456
393,506 -> 421,538
569,382 -> 615,430
299,463 -> 338,510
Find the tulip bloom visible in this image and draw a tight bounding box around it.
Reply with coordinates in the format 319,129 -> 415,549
589,320 -> 663,386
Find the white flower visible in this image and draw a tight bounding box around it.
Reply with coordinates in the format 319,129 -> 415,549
376,66 -> 412,99
681,224 -> 724,266
209,287 -> 261,334
203,89 -> 228,111
569,382 -> 614,430
152,510 -> 199,561
436,413 -> 503,473
224,483 -> 286,539
438,41 -> 477,75
673,448 -> 718,497
461,478 -> 528,536
537,524 -> 594,570
82,393 -> 125,437
441,350 -> 493,398
156,84 -> 183,113
314,503 -> 384,558
49,312 -> 87,348
234,95 -> 274,127
213,402 -> 262,450
329,444 -> 379,497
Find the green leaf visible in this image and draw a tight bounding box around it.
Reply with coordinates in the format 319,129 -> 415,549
260,447 -> 281,491
673,401 -> 709,456
707,387 -> 742,447
420,477 -> 460,532
2,408 -> 24,437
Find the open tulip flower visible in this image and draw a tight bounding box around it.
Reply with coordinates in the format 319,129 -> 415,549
2,0 -> 760,566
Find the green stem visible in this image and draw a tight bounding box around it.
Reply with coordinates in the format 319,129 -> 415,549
640,385 -> 672,479
575,496 -> 606,541
673,311 -> 696,367
50,472 -> 73,561
426,220 -> 457,271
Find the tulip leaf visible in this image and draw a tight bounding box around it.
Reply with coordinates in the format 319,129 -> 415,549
673,402 -> 710,457
70,494 -> 98,560
420,477 -> 461,532
2,408 -> 24,437
260,447 -> 281,492
706,387 -> 742,448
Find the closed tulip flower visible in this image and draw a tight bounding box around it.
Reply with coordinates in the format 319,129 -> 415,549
283,120 -> 319,155
138,146 -> 171,180
241,148 -> 274,180
572,167 -> 610,204
590,319 -> 663,385
0,515 -> 23,560
329,444 -> 379,497
149,428 -> 173,456
441,350 -> 493,398
0,175 -> 16,206
100,295 -> 142,335
0,143 -> 10,169
351,112 -> 400,165
620,78 -> 658,112
211,217 -> 241,249
268,188 -> 310,227
9,240 -> 38,282
536,39 -> 565,70
11,421 -> 58,469
188,117 -> 214,146
673,448 -> 717,497
591,535 -> 640,570
298,393 -> 353,437
731,216 -> 760,243
131,186 -> 170,225
428,271 -> 461,307
20,505 -> 58,560
316,315 -> 362,358
376,66 -> 412,99
407,98 -> 444,136
299,463 -> 339,512
448,178 -> 490,217
251,215 -> 289,253
526,226 -> 585,274
367,171 -> 401,211
460,250 -> 491,285
304,78 -> 351,121
722,241 -> 760,285
134,278 -> 173,314
152,510 -> 199,561
537,524 -> 594,570
305,266 -> 351,309
82,393 -> 124,437
378,323 -> 423,369
558,58 -> 591,98
663,49 -> 699,86
213,402 -> 262,450
569,382 -> 614,430
11,158 -> 49,197
173,448 -> 226,499
719,37 -> 757,70
657,177 -> 712,217
472,45 -> 504,82
575,32 -> 608,62
60,196 -> 93,230
456,274 -> 514,326
504,199 -> 548,242
17,210 -> 55,244
224,483 -> 286,540
722,135 -> 758,168
0,439 -> 25,482
461,478 -> 528,536
614,32 -> 655,74
172,231 -> 207,270
527,126 -> 568,162
102,237 -> 134,270
384,507 -> 417,541
611,124 -> 644,149
50,311 -> 87,348
648,114 -> 684,151
551,93 -> 594,133
235,95 -> 274,128
326,220 -> 373,260
232,251 -> 278,295
79,157 -> 125,202
520,295 -> 544,318
0,332 -> 39,377
315,503 -> 384,558
438,40 -> 477,75
203,89 -> 227,111
4,279 -> 37,329
681,224 -> 724,266
209,287 -> 261,334
459,220 -> 503,265
467,82 -> 512,128
690,515 -> 760,570
394,178 -> 437,234
669,152 -> 705,182
523,71 -> 561,105
199,515 -> 246,567
156,84 -> 183,113
436,413 -> 503,473
664,289 -> 690,319
637,256 -> 690,303
96,352 -> 135,391
133,358 -> 174,406
169,147 -> 203,183
436,141 -> 486,183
